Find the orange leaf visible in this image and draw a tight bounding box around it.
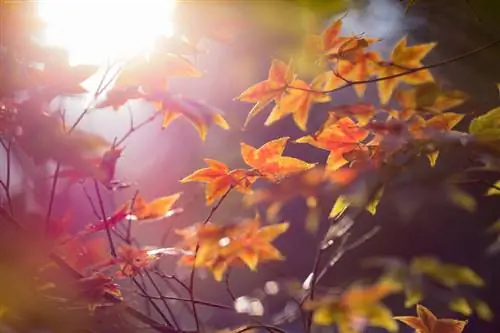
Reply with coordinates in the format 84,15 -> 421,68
181,159 -> 256,205
241,137 -> 315,180
296,116 -> 369,170
237,59 -> 295,127
267,77 -> 331,131
395,304 -> 467,333
149,92 -> 229,140
177,218 -> 288,280
128,192 -> 182,222
327,51 -> 382,98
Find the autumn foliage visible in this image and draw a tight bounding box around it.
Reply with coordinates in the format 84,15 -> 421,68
1,1 -> 500,333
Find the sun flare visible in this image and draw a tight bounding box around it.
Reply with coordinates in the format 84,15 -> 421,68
37,0 -> 176,66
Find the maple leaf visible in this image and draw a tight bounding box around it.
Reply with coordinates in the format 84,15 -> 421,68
469,106 -> 500,150
395,304 -> 467,333
146,92 -> 229,140
372,36 -> 437,104
394,83 -> 468,115
409,112 -> 464,141
115,245 -> 158,278
59,147 -> 123,188
115,54 -> 202,92
241,137 -> 315,181
236,59 -> 295,128
94,86 -> 143,110
176,218 -> 288,281
123,192 -> 182,222
83,205 -> 129,234
305,280 -> 401,332
410,256 -> 484,288
31,63 -> 98,101
306,18 -> 377,63
327,49 -> 382,98
57,238 -> 111,272
76,272 -> 122,310
266,74 -> 331,131
221,218 -> 289,272
295,116 -> 370,171
181,159 -> 256,205
16,106 -> 110,172
486,180 -> 500,196
302,17 -> 381,97
246,167 -> 357,219
328,103 -> 377,126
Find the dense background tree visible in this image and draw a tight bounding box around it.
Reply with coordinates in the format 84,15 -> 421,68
0,1 -> 499,332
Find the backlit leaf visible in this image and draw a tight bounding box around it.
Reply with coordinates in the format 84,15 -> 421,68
395,304 -> 467,333
181,159 -> 256,205
486,180 -> 500,196
372,36 -> 436,104
148,92 -> 229,140
241,137 -> 315,181
177,217 -> 288,281
329,195 -> 350,219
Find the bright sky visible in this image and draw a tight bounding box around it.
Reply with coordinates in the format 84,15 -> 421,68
37,0 -> 176,65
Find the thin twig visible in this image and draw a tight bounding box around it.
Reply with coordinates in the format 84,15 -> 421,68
132,277 -> 175,327
145,271 -> 183,332
188,185 -> 235,332
45,64 -> 118,234
288,37 -> 500,95
233,325 -> 285,333
0,206 -> 182,333
137,293 -> 233,310
113,111 -> 160,148
93,179 -> 117,257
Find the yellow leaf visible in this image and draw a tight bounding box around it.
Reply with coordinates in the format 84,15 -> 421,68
486,180 -> 500,196
474,300 -> 494,321
329,195 -> 350,219
449,298 -> 472,316
427,150 -> 439,167
448,186 -> 477,213
404,288 -> 423,308
469,106 -> 500,142
373,37 -> 436,104
366,304 -> 398,332
366,186 -> 384,215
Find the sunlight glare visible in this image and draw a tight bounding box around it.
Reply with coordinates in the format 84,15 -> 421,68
37,0 -> 176,65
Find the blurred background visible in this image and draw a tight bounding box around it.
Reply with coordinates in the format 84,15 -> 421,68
1,0 -> 500,332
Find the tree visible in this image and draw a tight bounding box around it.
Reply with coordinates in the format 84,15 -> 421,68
0,0 -> 499,332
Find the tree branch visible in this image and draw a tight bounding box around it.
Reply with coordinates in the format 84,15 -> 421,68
288,37 -> 500,94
